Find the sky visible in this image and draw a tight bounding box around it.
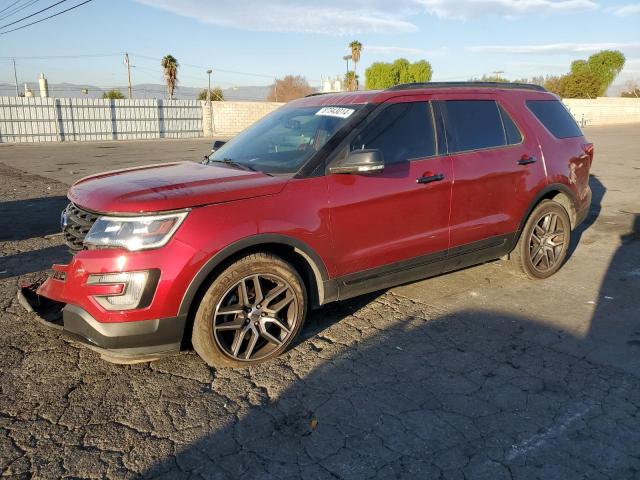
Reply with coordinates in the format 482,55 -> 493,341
0,0 -> 639,92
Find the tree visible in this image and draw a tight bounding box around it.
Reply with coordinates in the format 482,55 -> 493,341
161,54 -> 179,100
267,75 -> 315,102
621,80 -> 640,98
365,59 -> 433,89
469,74 -> 509,83
557,70 -> 601,98
344,71 -> 358,92
102,89 -> 125,99
349,40 -> 363,84
585,50 -> 625,96
197,88 -> 224,101
543,76 -> 563,96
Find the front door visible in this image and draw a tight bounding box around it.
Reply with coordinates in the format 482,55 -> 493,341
326,99 -> 452,278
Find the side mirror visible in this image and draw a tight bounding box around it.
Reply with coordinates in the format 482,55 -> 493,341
329,149 -> 384,175
203,140 -> 228,164
212,140 -> 226,151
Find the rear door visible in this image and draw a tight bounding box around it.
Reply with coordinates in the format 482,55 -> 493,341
438,95 -> 547,249
326,98 -> 453,277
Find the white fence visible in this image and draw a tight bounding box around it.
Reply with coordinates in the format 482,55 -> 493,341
0,97 -> 202,143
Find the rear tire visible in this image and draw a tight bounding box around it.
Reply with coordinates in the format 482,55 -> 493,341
510,200 -> 571,279
192,252 -> 307,368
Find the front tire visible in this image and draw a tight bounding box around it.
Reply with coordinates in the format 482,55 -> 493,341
192,252 -> 307,368
511,200 -> 571,279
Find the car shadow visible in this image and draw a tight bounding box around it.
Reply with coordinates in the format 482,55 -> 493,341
567,174 -> 605,259
0,196 -> 69,242
143,215 -> 640,478
0,245 -> 71,279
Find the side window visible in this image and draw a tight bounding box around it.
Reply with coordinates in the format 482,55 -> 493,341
442,100 -> 506,153
526,100 -> 583,139
498,104 -> 523,145
351,102 -> 436,165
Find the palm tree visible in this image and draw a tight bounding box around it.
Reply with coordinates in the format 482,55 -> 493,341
344,71 -> 358,92
161,54 -> 179,100
349,40 -> 363,89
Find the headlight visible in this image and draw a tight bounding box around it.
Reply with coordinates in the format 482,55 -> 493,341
84,212 -> 188,251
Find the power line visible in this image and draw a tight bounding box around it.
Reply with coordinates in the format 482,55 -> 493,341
0,0 -> 23,15
0,0 -> 93,34
0,0 -> 67,29
0,53 -> 122,60
0,0 -> 41,22
130,53 -> 277,79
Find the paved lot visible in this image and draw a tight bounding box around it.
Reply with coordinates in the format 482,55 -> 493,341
0,125 -> 639,479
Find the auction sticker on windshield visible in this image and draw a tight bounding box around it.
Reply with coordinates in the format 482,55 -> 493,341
315,107 -> 355,119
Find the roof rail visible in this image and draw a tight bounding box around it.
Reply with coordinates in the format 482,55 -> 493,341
305,91 -> 332,97
386,81 -> 546,92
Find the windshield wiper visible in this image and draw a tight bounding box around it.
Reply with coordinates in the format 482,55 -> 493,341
208,158 -> 258,172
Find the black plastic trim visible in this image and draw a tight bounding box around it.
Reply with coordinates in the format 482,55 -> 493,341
387,82 -> 546,92
516,183 -> 579,236
62,304 -> 185,355
332,233 -> 516,301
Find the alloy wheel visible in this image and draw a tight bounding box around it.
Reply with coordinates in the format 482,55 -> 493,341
213,274 -> 298,362
528,212 -> 566,273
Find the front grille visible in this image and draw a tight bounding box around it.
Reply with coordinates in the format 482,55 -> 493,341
62,203 -> 99,251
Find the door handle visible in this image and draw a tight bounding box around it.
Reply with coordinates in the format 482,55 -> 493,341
517,155 -> 537,165
416,173 -> 445,184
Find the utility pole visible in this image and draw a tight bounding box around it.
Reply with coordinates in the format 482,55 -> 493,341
343,55 -> 352,78
12,58 -> 19,96
206,69 -> 212,102
125,53 -> 133,99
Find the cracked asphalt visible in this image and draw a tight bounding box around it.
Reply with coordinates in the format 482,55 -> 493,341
1,124 -> 640,479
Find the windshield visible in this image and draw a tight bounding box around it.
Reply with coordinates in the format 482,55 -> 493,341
209,105 -> 362,175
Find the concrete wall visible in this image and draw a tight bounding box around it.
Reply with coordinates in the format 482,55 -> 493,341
204,101 -> 283,137
0,97 -> 202,143
563,98 -> 640,127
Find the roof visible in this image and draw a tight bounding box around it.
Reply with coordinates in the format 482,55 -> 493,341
295,81 -> 549,107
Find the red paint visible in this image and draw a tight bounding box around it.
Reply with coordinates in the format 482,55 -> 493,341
39,86 -> 592,326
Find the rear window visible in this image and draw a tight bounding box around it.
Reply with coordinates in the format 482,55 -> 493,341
442,100 -> 506,153
526,100 -> 582,139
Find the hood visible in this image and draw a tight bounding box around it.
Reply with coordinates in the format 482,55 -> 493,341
68,161 -> 288,214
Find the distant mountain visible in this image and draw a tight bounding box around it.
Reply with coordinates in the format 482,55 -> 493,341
0,82 -> 271,101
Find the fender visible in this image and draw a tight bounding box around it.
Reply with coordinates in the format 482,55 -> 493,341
516,183 -> 578,238
178,234 -> 334,318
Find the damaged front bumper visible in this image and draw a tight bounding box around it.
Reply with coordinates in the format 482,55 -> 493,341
19,275 -> 185,364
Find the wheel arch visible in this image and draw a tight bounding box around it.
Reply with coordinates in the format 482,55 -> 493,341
515,184 -> 579,244
178,234 -> 334,324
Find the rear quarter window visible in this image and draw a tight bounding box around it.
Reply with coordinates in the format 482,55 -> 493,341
526,100 -> 583,139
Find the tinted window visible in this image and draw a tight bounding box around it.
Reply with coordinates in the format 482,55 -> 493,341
443,100 -> 506,153
499,104 -> 523,145
351,102 -> 435,164
527,100 -> 582,139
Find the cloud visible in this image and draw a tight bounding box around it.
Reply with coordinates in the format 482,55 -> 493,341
419,0 -> 599,20
136,0 -> 601,35
136,0 -> 419,34
606,3 -> 640,15
468,42 -> 640,55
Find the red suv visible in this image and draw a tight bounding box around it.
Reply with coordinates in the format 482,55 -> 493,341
33,82 -> 593,367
